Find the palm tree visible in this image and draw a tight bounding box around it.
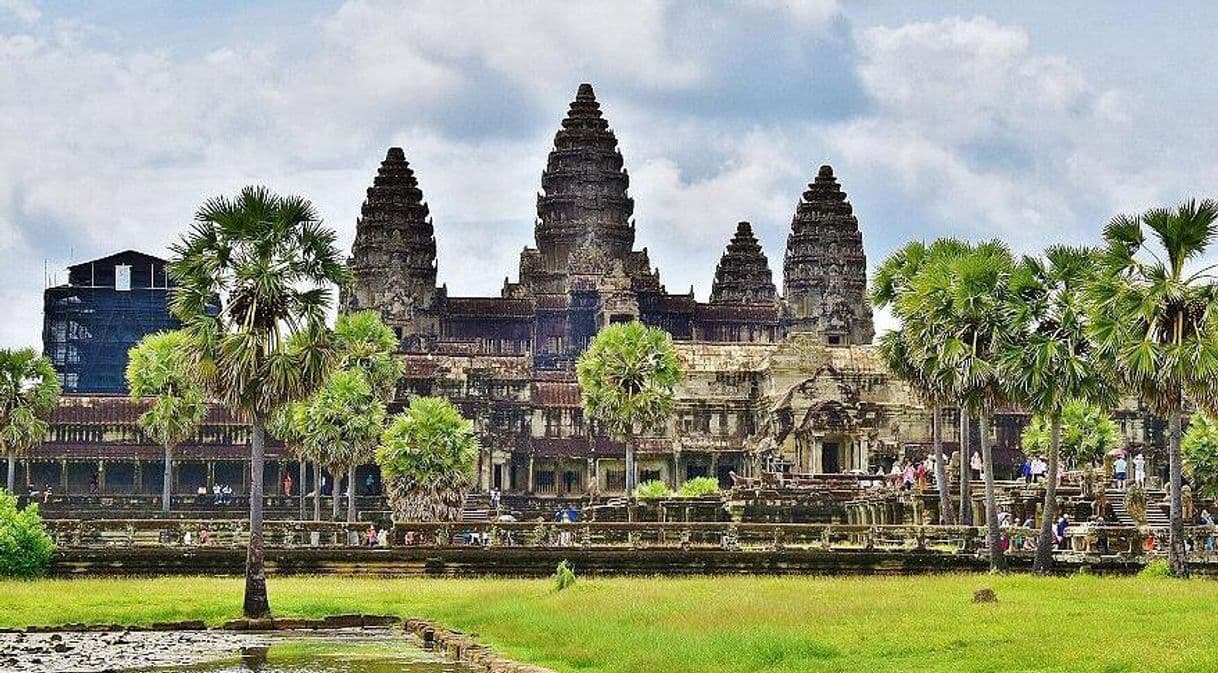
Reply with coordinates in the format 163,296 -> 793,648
0,349 -> 60,495
902,241 -> 1017,571
873,240 -> 967,524
126,331 -> 207,513
1088,199 -> 1218,577
169,185 -> 349,618
301,369 -> 386,530
331,310 -> 401,521
576,321 -> 684,496
376,396 -> 479,522
999,247 -> 1115,572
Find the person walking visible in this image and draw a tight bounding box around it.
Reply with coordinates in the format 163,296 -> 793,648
1133,452 -> 1147,488
970,452 -> 984,480
1114,454 -> 1128,490
1055,513 -> 1070,550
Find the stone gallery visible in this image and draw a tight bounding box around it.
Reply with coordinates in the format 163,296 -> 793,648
15,84 -> 1167,499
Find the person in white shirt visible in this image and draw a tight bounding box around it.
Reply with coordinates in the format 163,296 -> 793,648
1133,453 -> 1147,487
970,452 -> 984,480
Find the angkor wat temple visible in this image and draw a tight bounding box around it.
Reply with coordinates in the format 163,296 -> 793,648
15,84 -> 1170,502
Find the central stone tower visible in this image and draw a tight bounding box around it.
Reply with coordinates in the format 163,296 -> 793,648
782,165 -> 874,345
519,83 -> 639,294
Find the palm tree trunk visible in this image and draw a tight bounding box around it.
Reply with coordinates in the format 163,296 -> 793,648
6,446 -> 15,495
347,464 -> 358,545
242,413 -> 271,619
624,428 -> 637,496
980,409 -> 1005,571
1034,413 -> 1061,573
932,403 -> 952,524
162,444 -> 173,514
1168,408 -> 1188,577
297,460 -> 306,521
958,409 -> 971,525
331,467 -> 341,521
312,462 -> 321,522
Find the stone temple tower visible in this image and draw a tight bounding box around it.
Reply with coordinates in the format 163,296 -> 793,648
710,221 -> 777,305
782,165 -> 875,345
344,147 -> 441,346
519,83 -> 638,294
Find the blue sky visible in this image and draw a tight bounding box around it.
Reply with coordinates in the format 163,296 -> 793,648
1,1 -> 1216,347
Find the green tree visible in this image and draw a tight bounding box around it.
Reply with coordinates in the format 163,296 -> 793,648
267,402 -> 310,520
1021,400 -> 1121,468
169,185 -> 349,618
1182,414 -> 1218,499
1000,247 -> 1116,572
302,370 -> 386,525
0,349 -> 60,495
126,331 -> 207,513
901,241 -> 1018,571
0,490 -> 55,578
1088,199 -> 1218,576
576,322 -> 684,496
873,239 -> 968,524
376,396 -> 479,522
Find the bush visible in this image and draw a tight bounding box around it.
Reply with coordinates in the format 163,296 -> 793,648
678,477 -> 721,498
634,480 -> 671,501
1139,558 -> 1172,579
0,491 -> 55,579
554,560 -> 576,592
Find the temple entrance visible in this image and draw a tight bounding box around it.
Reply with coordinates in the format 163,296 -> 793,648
821,441 -> 840,473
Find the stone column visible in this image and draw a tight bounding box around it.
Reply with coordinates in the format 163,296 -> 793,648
59,459 -> 68,493
710,453 -> 719,484
812,436 -> 823,473
206,461 -> 216,490
527,455 -> 535,494
98,460 -> 107,494
134,460 -> 143,494
586,457 -> 595,494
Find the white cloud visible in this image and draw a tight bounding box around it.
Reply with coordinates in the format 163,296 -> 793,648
0,0 -> 39,23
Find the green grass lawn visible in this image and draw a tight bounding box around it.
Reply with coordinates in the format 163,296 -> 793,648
1,573 -> 1213,672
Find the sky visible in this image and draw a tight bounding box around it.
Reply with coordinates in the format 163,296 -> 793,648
2,0 -> 1217,348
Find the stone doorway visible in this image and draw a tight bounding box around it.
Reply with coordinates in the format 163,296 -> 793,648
821,441 -> 841,473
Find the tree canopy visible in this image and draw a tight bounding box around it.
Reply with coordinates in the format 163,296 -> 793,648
376,396 -> 479,522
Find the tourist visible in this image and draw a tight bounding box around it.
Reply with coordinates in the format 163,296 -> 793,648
212,482 -> 222,505
566,504 -> 580,523
901,462 -> 915,490
365,473 -> 376,495
914,461 -> 928,491
490,487 -> 501,510
26,483 -> 38,499
970,452 -> 983,480
1031,456 -> 1047,484
43,482 -> 52,503
1133,452 -> 1147,488
198,524 -> 212,545
196,484 -> 207,496
1202,509 -> 1216,554
183,529 -> 193,546
222,484 -> 233,505
376,527 -> 389,547
1114,454 -> 1128,490
88,473 -> 99,494
1055,513 -> 1070,550
282,472 -> 293,497
365,524 -> 378,548
1019,457 -> 1032,484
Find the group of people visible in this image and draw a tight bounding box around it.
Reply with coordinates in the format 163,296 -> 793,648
181,524 -> 213,546
194,483 -> 235,505
363,524 -> 389,548
1112,452 -> 1147,489
25,483 -> 53,503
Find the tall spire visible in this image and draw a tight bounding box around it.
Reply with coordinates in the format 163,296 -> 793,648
345,147 -> 439,336
530,83 -> 635,286
782,165 -> 874,345
710,221 -> 776,305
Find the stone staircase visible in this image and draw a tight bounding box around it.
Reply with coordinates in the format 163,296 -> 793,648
1110,489 -> 1171,528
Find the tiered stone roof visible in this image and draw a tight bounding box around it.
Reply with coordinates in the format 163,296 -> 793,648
344,147 -> 439,326
782,165 -> 875,345
710,221 -> 777,305
520,83 -> 656,294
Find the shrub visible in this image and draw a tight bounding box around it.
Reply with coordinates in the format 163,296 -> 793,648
678,477 -> 721,498
634,480 -> 671,501
1139,558 -> 1172,579
0,491 -> 55,579
553,560 -> 576,592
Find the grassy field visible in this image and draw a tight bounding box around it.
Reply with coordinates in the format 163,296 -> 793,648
1,573 -> 1214,672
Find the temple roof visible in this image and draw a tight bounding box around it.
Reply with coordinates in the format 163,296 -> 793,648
710,221 -> 777,305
